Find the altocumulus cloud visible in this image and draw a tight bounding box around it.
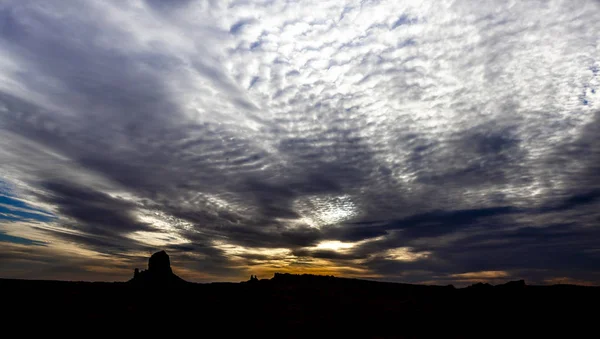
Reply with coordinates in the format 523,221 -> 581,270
0,0 -> 599,284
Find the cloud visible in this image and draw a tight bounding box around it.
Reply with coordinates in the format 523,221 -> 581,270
0,0 -> 599,284
36,181 -> 152,235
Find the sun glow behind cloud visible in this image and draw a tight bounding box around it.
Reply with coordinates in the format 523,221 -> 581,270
315,240 -> 356,251
295,195 -> 358,228
213,240 -> 291,258
385,247 -> 431,262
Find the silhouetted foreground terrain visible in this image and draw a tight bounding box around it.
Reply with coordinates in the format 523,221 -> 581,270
2,251 -> 598,337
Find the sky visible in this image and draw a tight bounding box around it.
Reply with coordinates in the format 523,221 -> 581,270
0,0 -> 599,286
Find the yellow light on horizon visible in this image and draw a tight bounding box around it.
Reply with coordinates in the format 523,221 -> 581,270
315,240 -> 356,251
385,247 -> 431,261
450,270 -> 509,279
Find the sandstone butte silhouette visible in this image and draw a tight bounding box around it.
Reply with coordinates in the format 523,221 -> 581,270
129,250 -> 187,286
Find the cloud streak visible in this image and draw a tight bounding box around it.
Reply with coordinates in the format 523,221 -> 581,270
0,0 -> 599,285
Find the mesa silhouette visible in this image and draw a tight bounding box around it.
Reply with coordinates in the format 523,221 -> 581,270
2,250 -> 598,337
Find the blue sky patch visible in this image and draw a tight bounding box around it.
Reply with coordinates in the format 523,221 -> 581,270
0,231 -> 46,246
0,194 -> 55,223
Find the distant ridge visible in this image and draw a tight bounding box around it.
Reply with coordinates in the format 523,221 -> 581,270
240,272 -> 453,290
246,272 -> 528,290
465,279 -> 526,290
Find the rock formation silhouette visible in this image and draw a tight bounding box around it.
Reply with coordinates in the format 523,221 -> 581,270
129,250 -> 186,286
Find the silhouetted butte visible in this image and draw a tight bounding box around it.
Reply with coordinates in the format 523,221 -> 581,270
129,250 -> 186,286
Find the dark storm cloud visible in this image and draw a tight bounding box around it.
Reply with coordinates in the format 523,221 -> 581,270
324,205 -> 520,245
545,189 -> 600,212
292,248 -> 366,261
335,203 -> 600,284
408,123 -> 527,189
414,223 -> 600,275
39,227 -> 146,254
36,181 -> 152,235
561,110 -> 600,188
217,223 -> 322,249
25,181 -> 156,256
1,0 -> 599,284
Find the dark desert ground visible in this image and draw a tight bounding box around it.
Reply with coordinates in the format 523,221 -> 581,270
2,251 -> 598,337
